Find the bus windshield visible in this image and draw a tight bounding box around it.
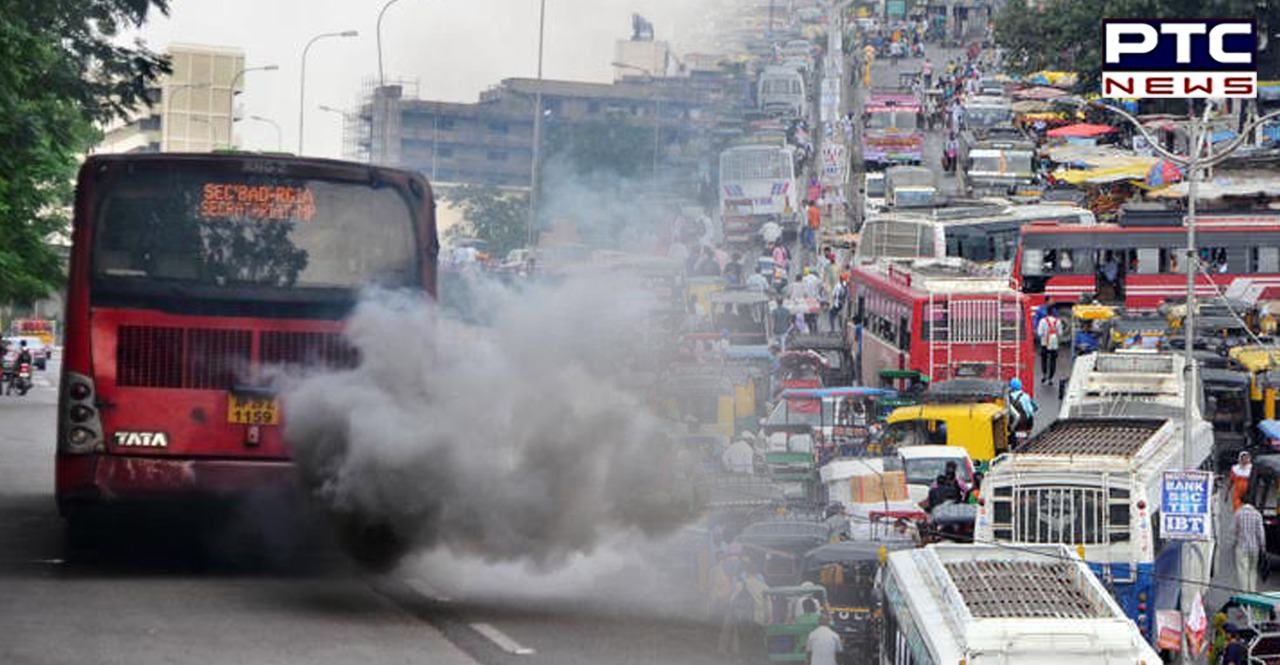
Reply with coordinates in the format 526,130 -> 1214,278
92,171 -> 417,295
867,111 -> 918,131
967,106 -> 1013,128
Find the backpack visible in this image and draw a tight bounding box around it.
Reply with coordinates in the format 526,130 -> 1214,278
1043,317 -> 1060,351
1008,391 -> 1031,430
729,582 -> 756,623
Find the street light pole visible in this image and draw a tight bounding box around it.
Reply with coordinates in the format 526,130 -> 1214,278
298,30 -> 358,155
527,0 -> 547,248
377,0 -> 405,87
227,64 -> 279,149
248,115 -> 283,151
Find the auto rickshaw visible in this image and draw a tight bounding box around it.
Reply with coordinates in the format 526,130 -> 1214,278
660,373 -> 736,439
878,402 -> 1009,468
1229,346 -> 1280,422
772,387 -> 903,460
1215,593 -> 1280,665
801,541 -> 915,665
1242,453 -> 1280,558
762,585 -> 831,662
1108,316 -> 1169,351
685,276 -> 728,319
709,290 -> 773,347
778,350 -> 828,391
1202,367 -> 1255,471
1070,302 -> 1116,358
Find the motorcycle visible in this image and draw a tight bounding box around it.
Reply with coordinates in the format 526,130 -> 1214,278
7,362 -> 31,396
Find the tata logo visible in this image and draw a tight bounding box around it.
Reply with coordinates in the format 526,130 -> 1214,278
1102,20 -> 1257,98
113,431 -> 169,448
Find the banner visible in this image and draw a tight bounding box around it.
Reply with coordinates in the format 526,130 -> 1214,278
1156,610 -> 1183,651
1185,592 -> 1207,657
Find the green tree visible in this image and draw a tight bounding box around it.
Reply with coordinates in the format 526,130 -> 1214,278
0,1 -> 170,304
443,185 -> 529,256
995,0 -> 1280,92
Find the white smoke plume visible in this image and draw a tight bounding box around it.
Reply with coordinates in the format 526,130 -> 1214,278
282,270 -> 693,571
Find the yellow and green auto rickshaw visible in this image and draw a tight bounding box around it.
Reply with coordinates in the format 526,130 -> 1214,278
880,402 -> 1009,467
1229,345 -> 1280,423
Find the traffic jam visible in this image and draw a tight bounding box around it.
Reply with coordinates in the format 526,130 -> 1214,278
562,5 -> 1280,665
15,2 -> 1280,665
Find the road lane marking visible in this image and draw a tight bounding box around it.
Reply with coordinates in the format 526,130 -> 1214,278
405,576 -> 452,603
469,623 -> 535,655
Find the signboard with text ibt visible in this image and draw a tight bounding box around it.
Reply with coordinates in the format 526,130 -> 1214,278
1160,470 -> 1212,541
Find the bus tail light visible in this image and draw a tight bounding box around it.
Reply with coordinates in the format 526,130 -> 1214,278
60,372 -> 102,454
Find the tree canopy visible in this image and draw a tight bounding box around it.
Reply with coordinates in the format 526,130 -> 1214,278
995,0 -> 1280,93
0,0 -> 170,305
442,184 -> 529,257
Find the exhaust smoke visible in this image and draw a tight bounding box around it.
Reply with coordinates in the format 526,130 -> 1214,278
283,272 -> 692,573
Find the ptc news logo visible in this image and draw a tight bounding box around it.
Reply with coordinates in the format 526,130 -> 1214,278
1103,19 -> 1257,98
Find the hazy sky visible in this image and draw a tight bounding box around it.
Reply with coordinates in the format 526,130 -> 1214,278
135,0 -> 711,159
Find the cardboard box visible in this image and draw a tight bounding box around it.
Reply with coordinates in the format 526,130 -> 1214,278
850,469 -> 908,503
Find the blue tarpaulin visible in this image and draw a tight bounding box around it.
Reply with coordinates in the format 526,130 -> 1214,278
1211,130 -> 1237,143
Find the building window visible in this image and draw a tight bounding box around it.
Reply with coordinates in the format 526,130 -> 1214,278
437,116 -> 455,130
488,122 -> 509,135
437,146 -> 454,159
486,150 -> 507,161
588,101 -> 601,114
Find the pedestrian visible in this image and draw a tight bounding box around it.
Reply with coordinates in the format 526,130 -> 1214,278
723,252 -> 744,286
1234,501 -> 1266,594
1231,451 -> 1253,512
805,614 -> 843,665
805,200 -> 822,251
1036,309 -> 1062,383
1006,378 -> 1037,446
828,277 -> 846,332
943,134 -> 958,173
921,57 -> 933,88
1221,625 -> 1248,665
694,245 -> 720,277
770,296 -> 793,348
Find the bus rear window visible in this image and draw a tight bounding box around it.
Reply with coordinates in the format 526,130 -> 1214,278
93,171 -> 416,290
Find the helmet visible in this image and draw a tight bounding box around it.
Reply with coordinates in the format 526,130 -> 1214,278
18,341 -> 26,348
1009,377 -> 1022,391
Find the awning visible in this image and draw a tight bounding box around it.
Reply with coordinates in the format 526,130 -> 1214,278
1054,160 -> 1158,185
1147,174 -> 1280,200
1047,123 -> 1117,138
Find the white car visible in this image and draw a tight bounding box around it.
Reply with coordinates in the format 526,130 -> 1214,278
893,445 -> 975,506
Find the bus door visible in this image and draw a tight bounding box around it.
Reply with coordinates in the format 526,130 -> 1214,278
1094,249 -> 1131,304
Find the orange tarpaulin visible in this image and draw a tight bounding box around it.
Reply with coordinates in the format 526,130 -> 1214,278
1047,123 -> 1117,138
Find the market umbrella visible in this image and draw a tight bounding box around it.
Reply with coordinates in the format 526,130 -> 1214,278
1011,100 -> 1053,113
1046,123 -> 1117,138
1145,159 -> 1183,187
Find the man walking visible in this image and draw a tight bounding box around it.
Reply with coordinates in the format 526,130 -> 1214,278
1035,308 -> 1062,383
1234,501 -> 1267,594
806,614 -> 842,665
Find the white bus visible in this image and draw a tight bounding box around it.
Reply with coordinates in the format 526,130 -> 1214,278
719,143 -> 800,244
855,204 -> 1095,265
882,543 -> 1161,664
974,414 -> 1214,646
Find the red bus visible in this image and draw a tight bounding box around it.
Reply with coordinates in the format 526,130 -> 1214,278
57,153 -> 437,518
1013,213 -> 1280,312
848,259 -> 1034,394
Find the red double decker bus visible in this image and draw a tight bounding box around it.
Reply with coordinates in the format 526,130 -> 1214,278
56,153 -> 437,519
848,259 -> 1034,394
1013,213 -> 1280,312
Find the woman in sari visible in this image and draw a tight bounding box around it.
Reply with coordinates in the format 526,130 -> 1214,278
1231,451 -> 1253,512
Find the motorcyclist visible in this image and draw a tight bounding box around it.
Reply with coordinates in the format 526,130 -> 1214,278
16,341 -> 32,368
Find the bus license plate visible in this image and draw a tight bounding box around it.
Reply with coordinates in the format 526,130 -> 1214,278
227,394 -> 279,425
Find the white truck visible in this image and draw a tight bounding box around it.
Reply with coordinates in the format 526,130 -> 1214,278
881,543 -> 1162,664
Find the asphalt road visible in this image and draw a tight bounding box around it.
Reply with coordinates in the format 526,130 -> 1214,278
0,357 -> 744,665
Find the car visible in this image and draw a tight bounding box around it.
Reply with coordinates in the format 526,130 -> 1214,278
3,336 -> 48,370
